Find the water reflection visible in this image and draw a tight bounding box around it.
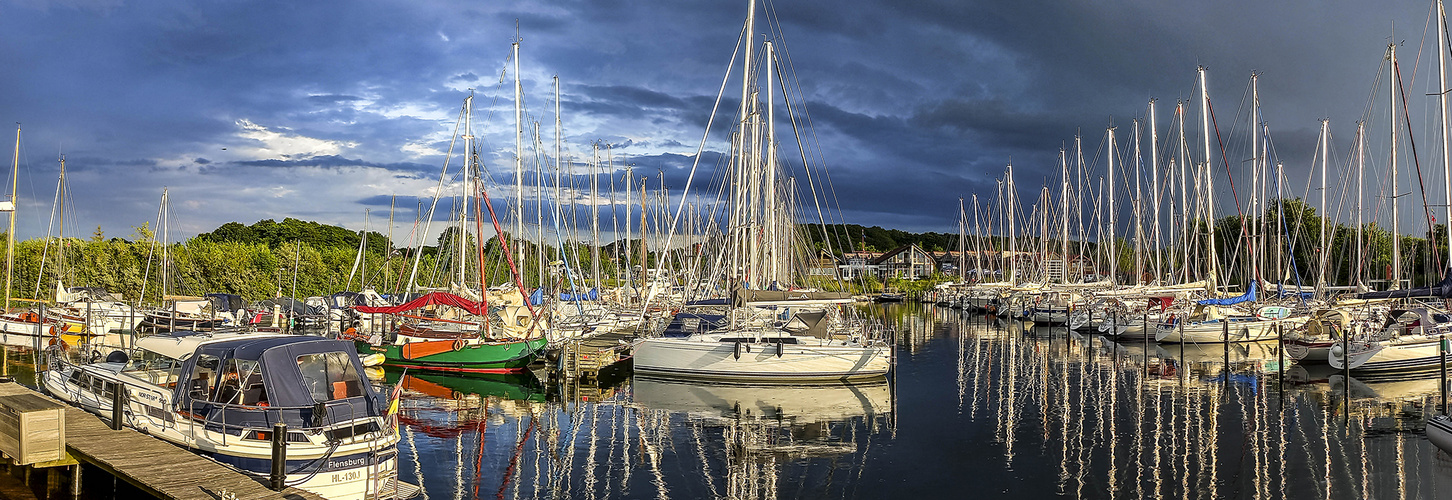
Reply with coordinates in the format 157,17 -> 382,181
12,305 -> 1452,499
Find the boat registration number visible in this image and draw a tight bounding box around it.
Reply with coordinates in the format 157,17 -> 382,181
331,470 -> 363,483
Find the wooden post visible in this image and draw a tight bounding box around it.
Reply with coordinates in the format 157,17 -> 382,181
270,422 -> 287,491
1441,334 -> 1448,415
69,464 -> 81,496
110,382 -> 125,430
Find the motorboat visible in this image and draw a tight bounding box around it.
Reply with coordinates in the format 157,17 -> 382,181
41,329 -> 418,499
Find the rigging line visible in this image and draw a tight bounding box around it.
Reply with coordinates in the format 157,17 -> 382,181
1205,95 -> 1256,281
1393,57 -> 1443,269
645,20 -> 745,311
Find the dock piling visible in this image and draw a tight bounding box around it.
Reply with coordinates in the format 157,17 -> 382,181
109,383 -> 124,431
270,422 -> 287,491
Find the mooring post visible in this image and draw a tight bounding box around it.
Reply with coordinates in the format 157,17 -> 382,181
1441,333 -> 1448,415
69,464 -> 81,496
110,382 -> 125,430
270,422 -> 287,491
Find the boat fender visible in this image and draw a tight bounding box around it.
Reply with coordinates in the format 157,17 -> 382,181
733,341 -> 741,360
775,342 -> 783,357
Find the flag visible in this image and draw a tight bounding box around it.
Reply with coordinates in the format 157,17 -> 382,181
386,368 -> 407,430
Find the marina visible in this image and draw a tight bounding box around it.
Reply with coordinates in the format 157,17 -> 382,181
6,304 -> 1452,498
12,0 -> 1452,498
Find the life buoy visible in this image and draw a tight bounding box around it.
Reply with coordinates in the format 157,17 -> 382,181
452,338 -> 466,351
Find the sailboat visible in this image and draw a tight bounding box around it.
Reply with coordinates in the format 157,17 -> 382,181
351,78 -> 549,374
630,0 -> 891,382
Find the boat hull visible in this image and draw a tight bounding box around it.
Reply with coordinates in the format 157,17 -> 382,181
632,337 -> 891,382
356,337 -> 548,374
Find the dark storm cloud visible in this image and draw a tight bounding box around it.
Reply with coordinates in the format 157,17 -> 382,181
230,155 -> 435,175
0,0 -> 1436,240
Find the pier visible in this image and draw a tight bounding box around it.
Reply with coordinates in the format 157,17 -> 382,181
0,381 -> 323,500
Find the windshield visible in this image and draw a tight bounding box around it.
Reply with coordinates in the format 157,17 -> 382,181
296,352 -> 364,402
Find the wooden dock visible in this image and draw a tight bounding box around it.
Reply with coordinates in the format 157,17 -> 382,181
553,331 -> 635,381
0,381 -> 324,500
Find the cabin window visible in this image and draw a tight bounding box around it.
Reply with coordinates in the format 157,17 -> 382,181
296,352 -> 364,402
188,354 -> 220,400
211,358 -> 266,406
123,349 -> 184,388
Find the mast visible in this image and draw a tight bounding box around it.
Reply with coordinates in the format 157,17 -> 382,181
1357,121 -> 1366,286
1176,102 -> 1189,283
3,125 -> 17,312
1198,66 -> 1219,289
1133,119 -> 1143,284
591,143 -> 601,289
972,194 -> 985,278
1006,164 -> 1017,283
1106,126 -> 1117,285
1318,119 -> 1329,295
1390,43 -> 1402,288
765,40 -> 779,286
1060,147 -> 1070,284
513,34 -> 526,283
958,197 -> 967,281
460,93 -> 473,289
624,165 -> 634,297
1441,0 -> 1452,269
1250,73 -> 1260,285
554,75 -> 566,289
1149,99 -> 1162,282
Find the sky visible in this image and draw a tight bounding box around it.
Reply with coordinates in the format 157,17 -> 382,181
0,0 -> 1444,246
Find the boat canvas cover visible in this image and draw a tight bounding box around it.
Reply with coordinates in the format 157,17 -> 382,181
355,291 -> 485,315
206,293 -> 246,313
175,336 -> 381,429
730,286 -> 852,307
782,311 -> 830,339
559,288 -> 599,302
1197,281 -> 1256,306
1356,269 -> 1452,299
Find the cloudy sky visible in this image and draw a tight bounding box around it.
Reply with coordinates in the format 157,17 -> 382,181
0,0 -> 1443,246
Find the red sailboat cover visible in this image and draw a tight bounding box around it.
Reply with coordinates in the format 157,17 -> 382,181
355,292 -> 485,315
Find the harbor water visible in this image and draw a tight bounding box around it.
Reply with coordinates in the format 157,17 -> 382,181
3,303 -> 1452,499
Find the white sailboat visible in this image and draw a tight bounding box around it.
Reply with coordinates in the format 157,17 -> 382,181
631,0 -> 891,382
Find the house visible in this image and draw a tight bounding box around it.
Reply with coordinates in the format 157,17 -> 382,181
871,244 -> 938,280
838,251 -> 882,280
807,249 -> 842,278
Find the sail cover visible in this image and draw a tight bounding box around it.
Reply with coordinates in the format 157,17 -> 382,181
355,292 -> 485,315
1197,281 -> 1257,306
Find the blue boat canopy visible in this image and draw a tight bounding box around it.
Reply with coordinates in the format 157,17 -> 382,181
1197,281 -> 1256,306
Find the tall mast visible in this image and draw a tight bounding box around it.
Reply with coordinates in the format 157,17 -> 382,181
958,197 -> 967,281
1106,126 -> 1117,285
1357,121 -> 1366,286
1148,99 -> 1162,282
1176,103 -> 1189,283
591,143 -> 601,288
1318,119 -> 1330,294
1006,164 -> 1017,284
1441,0 -> 1452,269
460,93 -> 473,289
624,165 -> 634,295
3,125 -> 17,312
513,34 -> 526,282
1390,43 -> 1402,287
1133,119 -> 1143,284
1198,66 -> 1219,288
554,75 -> 565,289
764,40 -> 779,285
1250,73 -> 1260,284
1060,148 -> 1070,284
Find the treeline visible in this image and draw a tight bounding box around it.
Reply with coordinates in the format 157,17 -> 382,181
803,224 -> 959,254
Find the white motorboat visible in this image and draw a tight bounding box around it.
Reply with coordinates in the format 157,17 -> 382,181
41,329 -> 418,499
